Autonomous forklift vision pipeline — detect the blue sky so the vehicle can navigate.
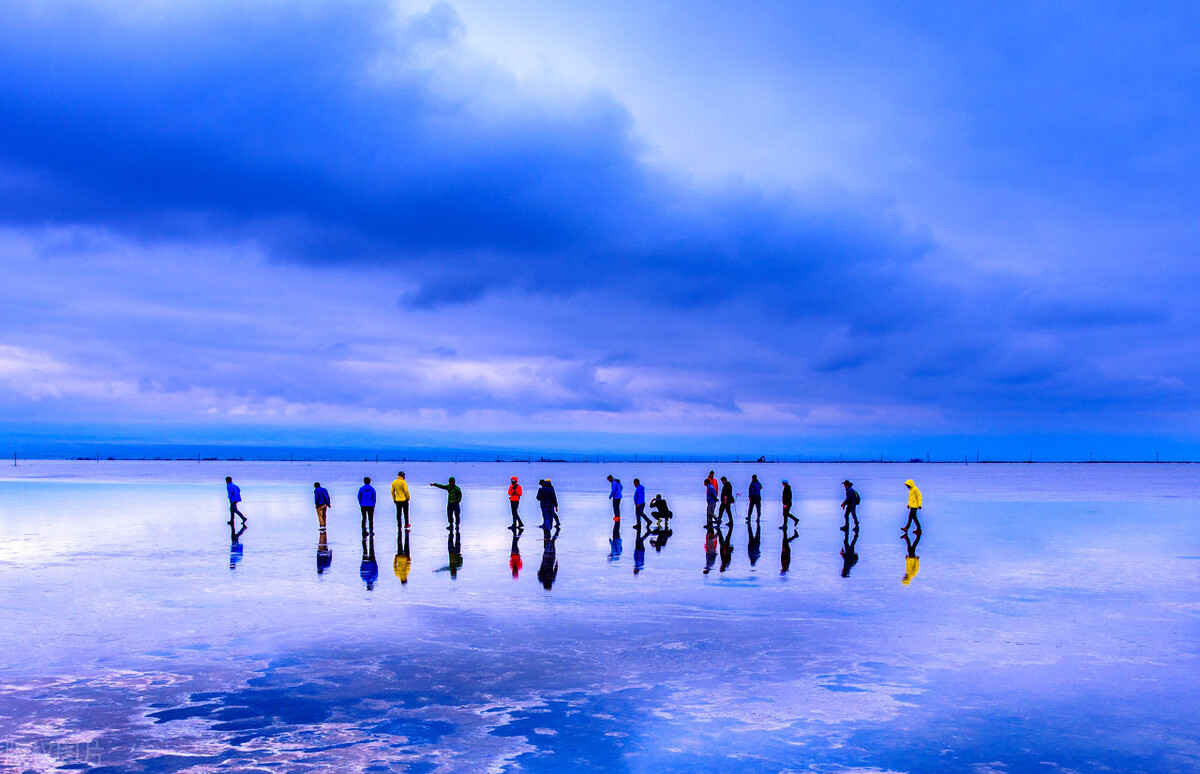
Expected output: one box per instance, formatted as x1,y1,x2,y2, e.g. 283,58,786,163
1,0,1198,459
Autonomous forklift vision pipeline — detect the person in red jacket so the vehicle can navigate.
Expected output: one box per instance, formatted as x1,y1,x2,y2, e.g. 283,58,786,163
508,476,524,530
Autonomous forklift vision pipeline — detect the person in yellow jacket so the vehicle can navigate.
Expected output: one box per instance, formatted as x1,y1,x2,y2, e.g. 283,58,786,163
392,471,411,530
902,479,923,534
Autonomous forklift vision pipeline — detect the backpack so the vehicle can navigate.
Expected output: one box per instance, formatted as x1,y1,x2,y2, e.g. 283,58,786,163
852,489,861,506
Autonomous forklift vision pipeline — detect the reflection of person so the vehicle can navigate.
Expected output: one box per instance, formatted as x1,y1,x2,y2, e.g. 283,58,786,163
746,514,761,567
841,525,859,578
508,476,524,530
782,479,798,526
358,477,376,535
650,520,673,552
902,530,921,585
509,526,523,579
229,518,246,569
226,477,245,523
747,474,763,519
317,528,332,575
537,479,560,528
360,526,378,590
435,524,463,578
718,521,733,572
537,526,559,590
633,478,650,529
608,517,623,561
780,526,798,575
704,522,718,574
903,479,923,535
841,480,860,531
608,475,623,520
314,482,331,529
430,477,462,528
633,521,646,575
392,471,411,530
393,527,410,584
719,477,734,523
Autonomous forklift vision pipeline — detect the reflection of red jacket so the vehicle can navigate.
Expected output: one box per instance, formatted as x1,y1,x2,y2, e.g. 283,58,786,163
510,553,523,578
508,482,522,501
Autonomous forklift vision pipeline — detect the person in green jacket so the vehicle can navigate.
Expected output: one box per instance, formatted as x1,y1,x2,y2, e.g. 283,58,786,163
431,477,462,528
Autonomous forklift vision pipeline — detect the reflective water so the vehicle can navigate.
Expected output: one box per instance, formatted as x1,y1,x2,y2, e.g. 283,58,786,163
1,461,1198,772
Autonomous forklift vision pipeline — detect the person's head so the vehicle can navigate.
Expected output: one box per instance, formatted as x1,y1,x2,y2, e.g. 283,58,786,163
607,475,614,482
633,478,640,485
708,470,715,477
363,476,371,484
752,474,758,481
721,476,728,483
314,482,321,488
539,479,546,486
843,480,852,489
704,478,711,486
448,476,455,484
782,479,789,485
905,479,914,488
225,476,232,483
398,471,405,478
511,476,518,482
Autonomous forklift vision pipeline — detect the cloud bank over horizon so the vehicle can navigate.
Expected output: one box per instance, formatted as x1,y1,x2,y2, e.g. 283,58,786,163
1,0,1198,458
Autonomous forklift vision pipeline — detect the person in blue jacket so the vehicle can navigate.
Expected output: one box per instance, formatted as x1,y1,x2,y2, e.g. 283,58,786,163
705,478,719,524
313,482,331,529
747,474,763,520
225,477,245,523
607,475,623,519
632,478,651,529
358,476,377,535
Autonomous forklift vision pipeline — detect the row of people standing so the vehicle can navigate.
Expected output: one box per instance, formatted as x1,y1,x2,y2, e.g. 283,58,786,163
228,472,923,535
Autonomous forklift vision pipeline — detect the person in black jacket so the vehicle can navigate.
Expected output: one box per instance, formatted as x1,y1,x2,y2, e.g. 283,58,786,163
719,477,735,524
537,479,560,529
841,480,860,531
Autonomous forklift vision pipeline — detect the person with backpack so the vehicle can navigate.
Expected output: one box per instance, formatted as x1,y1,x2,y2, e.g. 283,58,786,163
841,480,860,531
746,474,763,520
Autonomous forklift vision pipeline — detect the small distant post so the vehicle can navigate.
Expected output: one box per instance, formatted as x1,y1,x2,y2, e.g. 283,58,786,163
12,453,16,467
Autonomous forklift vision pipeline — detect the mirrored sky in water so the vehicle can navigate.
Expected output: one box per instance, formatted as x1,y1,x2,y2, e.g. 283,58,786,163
1,461,1198,772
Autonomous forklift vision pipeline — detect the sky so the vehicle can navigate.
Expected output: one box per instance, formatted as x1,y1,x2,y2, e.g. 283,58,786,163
1,0,1199,460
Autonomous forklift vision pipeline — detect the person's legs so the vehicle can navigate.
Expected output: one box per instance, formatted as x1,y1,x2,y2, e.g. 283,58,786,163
361,506,369,532
612,499,621,519
400,500,410,528
749,497,761,519
395,500,404,525
903,507,921,532
316,504,327,529
510,500,523,528
706,502,716,523
230,502,245,521
849,506,859,529
367,505,375,534
450,503,461,527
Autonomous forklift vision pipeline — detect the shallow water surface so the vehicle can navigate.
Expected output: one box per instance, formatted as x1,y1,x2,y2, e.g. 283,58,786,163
0,461,1198,772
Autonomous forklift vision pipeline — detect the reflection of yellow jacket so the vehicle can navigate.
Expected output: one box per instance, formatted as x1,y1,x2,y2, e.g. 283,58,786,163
392,477,410,502
393,555,411,582
905,480,922,509
903,555,920,585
